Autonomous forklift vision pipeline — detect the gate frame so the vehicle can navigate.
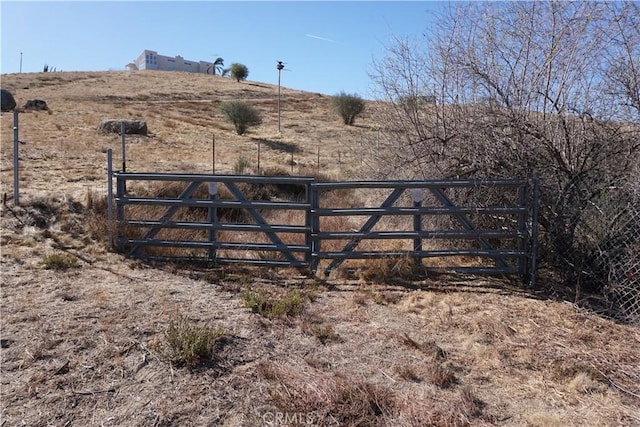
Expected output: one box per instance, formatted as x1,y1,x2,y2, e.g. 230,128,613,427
106,149,539,286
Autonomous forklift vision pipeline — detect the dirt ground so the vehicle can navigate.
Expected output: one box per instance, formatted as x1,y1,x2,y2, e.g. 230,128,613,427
1,71,639,426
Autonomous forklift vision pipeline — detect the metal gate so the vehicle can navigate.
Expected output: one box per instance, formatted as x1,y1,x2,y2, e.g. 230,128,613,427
107,152,539,285
308,179,539,285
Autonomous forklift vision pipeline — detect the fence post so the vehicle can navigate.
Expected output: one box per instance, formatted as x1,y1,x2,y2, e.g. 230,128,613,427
411,188,424,267
121,121,127,192
257,140,261,174
116,171,125,253
529,176,540,288
309,183,320,274
107,149,113,250
208,182,218,261
13,110,19,206
518,182,528,281
290,151,294,174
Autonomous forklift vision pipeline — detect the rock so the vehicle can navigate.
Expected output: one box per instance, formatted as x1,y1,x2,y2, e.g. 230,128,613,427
1,89,17,112
99,119,148,135
23,99,48,111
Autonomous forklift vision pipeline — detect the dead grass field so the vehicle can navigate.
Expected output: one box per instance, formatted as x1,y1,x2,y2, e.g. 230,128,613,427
1,71,639,426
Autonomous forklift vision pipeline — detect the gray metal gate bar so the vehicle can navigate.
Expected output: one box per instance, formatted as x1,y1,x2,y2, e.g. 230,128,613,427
224,181,299,263
321,187,406,275
429,187,509,269
128,180,204,256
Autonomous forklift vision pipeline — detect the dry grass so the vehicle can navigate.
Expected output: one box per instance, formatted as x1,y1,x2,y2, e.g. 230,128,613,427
1,70,639,426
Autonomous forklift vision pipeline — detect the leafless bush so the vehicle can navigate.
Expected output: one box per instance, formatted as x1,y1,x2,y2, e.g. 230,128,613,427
367,2,640,316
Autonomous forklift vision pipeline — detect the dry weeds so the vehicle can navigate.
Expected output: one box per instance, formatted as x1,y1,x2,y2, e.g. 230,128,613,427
1,71,639,426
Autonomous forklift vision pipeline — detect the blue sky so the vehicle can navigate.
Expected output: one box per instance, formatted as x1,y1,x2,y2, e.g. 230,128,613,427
0,1,447,98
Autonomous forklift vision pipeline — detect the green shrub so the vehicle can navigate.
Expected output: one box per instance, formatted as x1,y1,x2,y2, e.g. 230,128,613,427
233,155,251,174
241,287,305,319
162,316,226,368
229,63,249,82
332,91,365,125
42,252,78,270
221,100,262,135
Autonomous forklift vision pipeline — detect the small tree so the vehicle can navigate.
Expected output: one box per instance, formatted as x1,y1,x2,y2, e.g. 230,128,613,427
208,57,224,75
332,92,365,125
220,100,262,135
229,63,249,82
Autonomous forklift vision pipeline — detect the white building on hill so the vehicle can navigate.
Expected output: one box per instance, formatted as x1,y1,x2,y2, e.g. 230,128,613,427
133,50,215,74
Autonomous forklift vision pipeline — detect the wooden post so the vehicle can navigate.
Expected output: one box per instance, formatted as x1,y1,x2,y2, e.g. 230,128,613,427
212,134,215,173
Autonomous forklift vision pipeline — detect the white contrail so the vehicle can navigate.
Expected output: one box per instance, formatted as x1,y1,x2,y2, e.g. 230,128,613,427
305,34,341,44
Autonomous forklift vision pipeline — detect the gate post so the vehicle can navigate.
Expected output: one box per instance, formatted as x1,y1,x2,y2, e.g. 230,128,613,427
309,184,320,274
518,182,528,281
107,149,113,250
208,182,218,261
529,176,540,288
13,110,19,206
411,188,424,267
115,171,126,253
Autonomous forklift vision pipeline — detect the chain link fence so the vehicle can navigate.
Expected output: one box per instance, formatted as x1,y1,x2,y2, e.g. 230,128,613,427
548,175,640,326
603,186,640,326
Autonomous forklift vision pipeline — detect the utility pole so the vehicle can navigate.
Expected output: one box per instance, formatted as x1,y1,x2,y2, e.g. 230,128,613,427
277,61,285,133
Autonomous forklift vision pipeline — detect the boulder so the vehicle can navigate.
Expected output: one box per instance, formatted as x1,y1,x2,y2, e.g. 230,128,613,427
1,89,16,112
23,99,48,111
99,119,148,135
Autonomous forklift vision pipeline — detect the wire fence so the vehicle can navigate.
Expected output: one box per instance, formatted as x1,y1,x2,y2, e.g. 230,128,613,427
602,186,640,325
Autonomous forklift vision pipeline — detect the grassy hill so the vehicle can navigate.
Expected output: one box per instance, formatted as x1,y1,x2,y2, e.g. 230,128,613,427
1,71,639,426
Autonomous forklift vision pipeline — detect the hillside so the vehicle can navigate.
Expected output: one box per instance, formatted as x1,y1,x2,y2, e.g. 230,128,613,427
1,71,639,426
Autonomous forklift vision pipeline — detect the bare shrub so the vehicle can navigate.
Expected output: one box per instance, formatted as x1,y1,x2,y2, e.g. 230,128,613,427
368,2,640,305
332,92,366,126
261,363,396,426
357,254,421,283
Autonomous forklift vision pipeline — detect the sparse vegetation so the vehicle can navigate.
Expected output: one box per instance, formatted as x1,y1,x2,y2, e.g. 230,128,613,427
159,316,226,369
241,286,306,319
220,100,262,135
262,363,397,426
305,322,339,344
1,70,638,427
332,91,366,125
233,155,251,174
42,252,79,269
